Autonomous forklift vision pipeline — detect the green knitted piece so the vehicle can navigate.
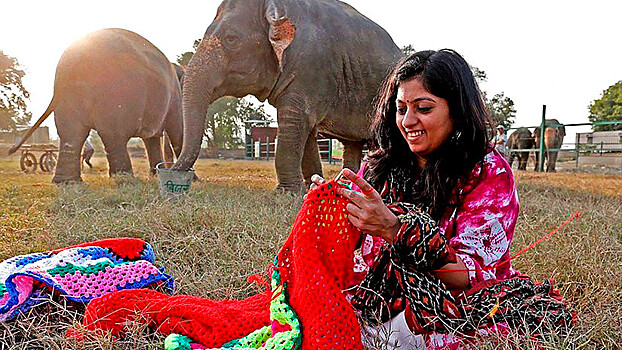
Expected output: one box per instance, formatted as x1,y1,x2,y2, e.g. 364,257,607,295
46,260,115,278
222,325,271,348
164,333,192,350
164,256,302,350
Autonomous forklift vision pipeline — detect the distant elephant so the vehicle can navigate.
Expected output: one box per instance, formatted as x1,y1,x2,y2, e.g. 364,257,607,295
506,127,534,170
9,29,183,183
172,0,403,192
533,119,566,172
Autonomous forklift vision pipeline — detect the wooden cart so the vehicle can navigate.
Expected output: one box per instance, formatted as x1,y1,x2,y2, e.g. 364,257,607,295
18,144,59,173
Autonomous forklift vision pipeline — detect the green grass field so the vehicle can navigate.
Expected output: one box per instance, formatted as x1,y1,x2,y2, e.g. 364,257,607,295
0,156,620,349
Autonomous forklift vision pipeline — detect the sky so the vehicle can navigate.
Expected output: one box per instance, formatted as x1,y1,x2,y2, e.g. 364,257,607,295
2,0,621,143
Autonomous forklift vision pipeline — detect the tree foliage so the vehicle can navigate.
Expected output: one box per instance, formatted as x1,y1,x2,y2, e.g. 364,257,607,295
485,92,516,130
401,44,415,56
205,97,271,150
0,51,31,132
472,66,516,131
588,80,622,131
176,39,202,68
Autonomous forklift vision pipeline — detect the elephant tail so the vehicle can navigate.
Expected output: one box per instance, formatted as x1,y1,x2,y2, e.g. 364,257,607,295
8,99,55,155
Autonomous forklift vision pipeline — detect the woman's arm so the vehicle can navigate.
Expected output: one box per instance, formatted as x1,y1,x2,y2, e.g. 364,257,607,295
434,258,469,290
336,170,459,274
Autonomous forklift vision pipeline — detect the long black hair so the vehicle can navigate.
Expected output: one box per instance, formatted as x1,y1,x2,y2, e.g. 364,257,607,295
367,49,490,220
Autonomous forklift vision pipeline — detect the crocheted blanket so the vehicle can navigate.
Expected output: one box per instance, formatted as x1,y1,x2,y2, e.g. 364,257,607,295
78,181,365,349
0,237,173,321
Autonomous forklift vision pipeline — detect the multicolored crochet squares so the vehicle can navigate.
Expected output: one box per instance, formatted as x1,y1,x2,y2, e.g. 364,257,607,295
0,237,173,321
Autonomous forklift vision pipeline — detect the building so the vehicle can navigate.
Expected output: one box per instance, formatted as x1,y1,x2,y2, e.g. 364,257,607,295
576,130,622,152
0,126,50,145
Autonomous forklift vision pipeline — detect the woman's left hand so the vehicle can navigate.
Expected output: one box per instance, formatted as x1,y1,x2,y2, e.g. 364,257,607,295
336,168,400,243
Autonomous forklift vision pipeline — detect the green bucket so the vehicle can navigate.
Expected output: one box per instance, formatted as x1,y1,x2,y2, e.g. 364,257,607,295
156,162,194,198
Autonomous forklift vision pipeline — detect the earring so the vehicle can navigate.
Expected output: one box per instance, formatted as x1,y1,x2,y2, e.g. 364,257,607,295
450,130,462,144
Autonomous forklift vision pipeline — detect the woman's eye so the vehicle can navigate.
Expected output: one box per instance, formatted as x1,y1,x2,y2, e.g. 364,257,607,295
418,107,432,113
397,108,407,115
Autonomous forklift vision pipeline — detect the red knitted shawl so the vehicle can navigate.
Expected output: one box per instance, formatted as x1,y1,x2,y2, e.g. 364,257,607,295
78,181,364,349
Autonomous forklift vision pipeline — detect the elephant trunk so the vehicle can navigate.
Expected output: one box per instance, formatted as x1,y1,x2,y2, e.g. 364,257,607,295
172,37,225,171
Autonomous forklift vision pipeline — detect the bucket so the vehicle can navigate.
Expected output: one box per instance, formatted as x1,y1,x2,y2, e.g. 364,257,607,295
156,162,194,198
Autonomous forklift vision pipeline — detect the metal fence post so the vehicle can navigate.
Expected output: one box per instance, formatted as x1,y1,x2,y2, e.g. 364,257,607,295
538,105,546,172
600,141,603,156
575,133,580,168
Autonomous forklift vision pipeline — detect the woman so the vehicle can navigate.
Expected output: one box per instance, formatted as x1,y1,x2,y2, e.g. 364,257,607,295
312,49,571,349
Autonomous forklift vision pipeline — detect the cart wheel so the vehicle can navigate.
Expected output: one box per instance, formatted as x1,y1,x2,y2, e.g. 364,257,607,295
20,152,37,173
40,152,58,172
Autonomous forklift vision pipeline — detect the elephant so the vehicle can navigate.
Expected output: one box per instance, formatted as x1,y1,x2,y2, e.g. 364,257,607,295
506,127,534,170
533,119,566,172
9,28,183,183
172,0,403,192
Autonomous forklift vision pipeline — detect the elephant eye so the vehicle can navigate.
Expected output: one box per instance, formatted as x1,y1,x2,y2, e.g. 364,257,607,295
223,34,240,47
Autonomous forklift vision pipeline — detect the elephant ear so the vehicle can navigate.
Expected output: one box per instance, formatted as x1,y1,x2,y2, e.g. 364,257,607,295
265,1,296,71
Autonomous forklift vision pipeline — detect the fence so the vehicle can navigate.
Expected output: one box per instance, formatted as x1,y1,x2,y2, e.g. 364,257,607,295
245,137,343,164
506,105,621,172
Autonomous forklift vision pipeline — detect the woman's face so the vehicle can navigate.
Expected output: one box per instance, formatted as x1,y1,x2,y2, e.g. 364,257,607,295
395,78,454,164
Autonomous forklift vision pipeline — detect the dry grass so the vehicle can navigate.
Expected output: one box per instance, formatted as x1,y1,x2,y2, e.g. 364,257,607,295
0,156,620,349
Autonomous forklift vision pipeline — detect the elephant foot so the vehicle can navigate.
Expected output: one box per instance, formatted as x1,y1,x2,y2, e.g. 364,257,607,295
52,174,83,184
276,181,305,195
192,173,201,182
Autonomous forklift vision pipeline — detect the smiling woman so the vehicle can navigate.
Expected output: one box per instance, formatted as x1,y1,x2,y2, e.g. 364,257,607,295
309,50,574,349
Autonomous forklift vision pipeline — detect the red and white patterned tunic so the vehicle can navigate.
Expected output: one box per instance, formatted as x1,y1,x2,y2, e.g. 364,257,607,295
347,148,522,349
351,148,520,290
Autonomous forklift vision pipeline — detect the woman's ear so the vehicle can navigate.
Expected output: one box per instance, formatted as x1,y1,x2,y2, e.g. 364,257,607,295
265,0,296,71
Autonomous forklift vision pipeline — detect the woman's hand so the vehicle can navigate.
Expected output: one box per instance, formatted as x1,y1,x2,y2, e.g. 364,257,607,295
309,173,326,190
336,168,400,243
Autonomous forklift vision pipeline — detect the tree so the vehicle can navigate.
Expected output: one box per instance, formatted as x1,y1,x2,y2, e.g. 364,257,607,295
471,66,516,130
0,51,31,132
588,80,622,131
471,66,487,83
485,92,516,130
176,39,202,68
401,44,415,56
205,97,271,151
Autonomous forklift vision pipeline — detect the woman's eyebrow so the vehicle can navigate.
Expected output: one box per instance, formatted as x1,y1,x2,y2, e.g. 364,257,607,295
398,97,436,103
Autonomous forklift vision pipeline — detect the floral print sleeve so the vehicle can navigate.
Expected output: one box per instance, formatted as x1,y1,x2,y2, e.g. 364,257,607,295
440,149,520,286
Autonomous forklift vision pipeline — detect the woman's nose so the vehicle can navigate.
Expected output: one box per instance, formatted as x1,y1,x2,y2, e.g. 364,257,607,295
402,108,418,128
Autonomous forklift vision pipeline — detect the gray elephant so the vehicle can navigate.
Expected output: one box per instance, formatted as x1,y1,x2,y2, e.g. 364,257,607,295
9,29,183,183
172,0,403,192
533,119,566,172
506,127,534,170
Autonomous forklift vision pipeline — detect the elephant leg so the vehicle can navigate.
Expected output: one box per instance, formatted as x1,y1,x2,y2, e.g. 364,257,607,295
546,151,558,172
274,103,309,193
164,105,183,158
143,136,163,175
99,133,133,177
518,153,528,171
341,140,365,173
508,153,515,168
301,128,322,189
52,120,90,184
163,132,175,163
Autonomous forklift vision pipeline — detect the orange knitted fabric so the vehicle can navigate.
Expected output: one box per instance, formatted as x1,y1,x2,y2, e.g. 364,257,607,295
79,181,364,349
